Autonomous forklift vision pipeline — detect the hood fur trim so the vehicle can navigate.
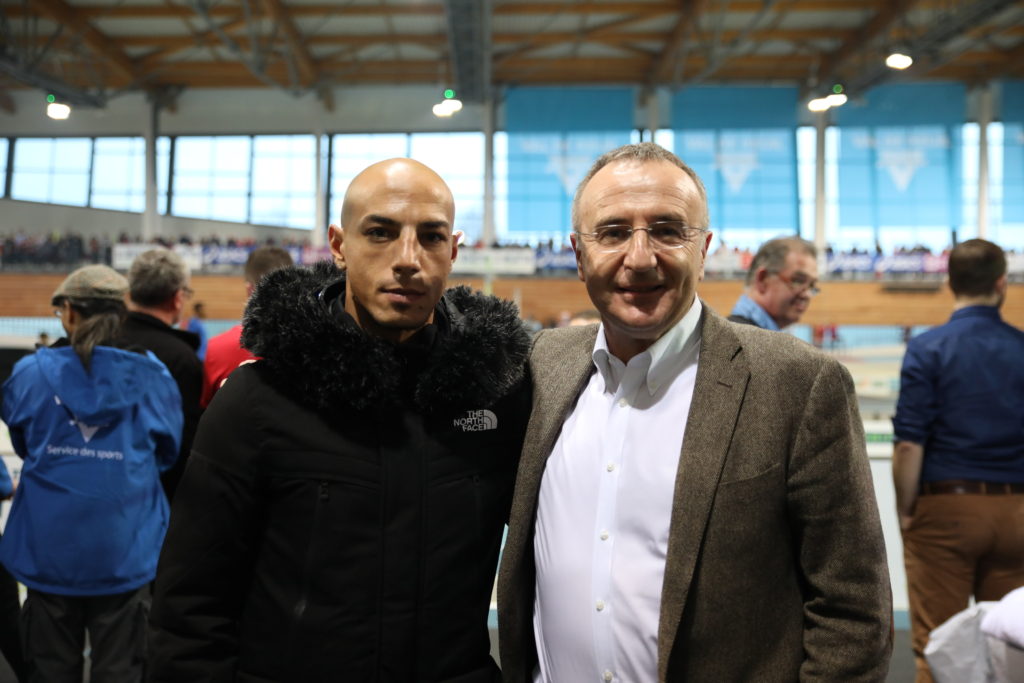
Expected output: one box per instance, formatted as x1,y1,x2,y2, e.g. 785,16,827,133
241,261,530,415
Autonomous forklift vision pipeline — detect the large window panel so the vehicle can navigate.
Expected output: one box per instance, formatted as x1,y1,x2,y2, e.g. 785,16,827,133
91,137,146,212
0,138,8,198
409,132,485,244
157,136,171,214
328,134,408,225
11,137,92,205
172,136,252,223
250,135,317,229
505,87,635,244
672,87,800,250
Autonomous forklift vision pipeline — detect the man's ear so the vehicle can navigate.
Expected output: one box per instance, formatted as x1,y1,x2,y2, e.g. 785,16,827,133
570,233,586,283
327,224,346,269
698,230,713,282
753,266,771,293
450,230,461,268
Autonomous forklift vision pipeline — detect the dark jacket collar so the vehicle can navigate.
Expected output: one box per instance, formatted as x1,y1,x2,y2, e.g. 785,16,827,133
241,261,530,415
125,311,201,351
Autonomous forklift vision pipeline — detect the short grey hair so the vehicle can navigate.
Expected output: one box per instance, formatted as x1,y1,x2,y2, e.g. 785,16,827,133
745,237,817,285
571,142,709,232
128,248,190,306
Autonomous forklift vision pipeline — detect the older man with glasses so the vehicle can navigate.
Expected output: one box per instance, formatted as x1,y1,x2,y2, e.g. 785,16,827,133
497,142,891,683
728,236,819,330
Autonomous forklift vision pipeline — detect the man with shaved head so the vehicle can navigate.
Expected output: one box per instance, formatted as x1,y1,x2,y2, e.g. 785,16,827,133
149,159,532,682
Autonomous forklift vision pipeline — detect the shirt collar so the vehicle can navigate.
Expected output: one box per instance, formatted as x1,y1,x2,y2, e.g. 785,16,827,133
730,293,780,331
592,297,703,396
950,305,1001,322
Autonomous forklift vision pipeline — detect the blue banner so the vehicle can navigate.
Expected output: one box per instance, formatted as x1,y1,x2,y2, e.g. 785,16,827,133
838,125,960,229
835,84,965,231
671,87,799,234
505,88,635,235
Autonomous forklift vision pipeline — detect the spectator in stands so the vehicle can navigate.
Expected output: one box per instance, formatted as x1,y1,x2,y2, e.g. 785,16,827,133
200,246,293,408
728,236,819,330
148,158,531,681
121,249,202,502
497,143,890,682
893,238,1024,683
0,264,181,682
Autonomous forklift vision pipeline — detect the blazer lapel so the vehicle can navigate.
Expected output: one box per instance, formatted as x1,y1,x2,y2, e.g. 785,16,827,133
510,325,598,537
657,307,750,681
499,325,597,679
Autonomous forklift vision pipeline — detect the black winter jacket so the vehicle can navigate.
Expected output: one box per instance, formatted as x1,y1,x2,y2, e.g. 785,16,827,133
149,263,532,683
121,311,203,501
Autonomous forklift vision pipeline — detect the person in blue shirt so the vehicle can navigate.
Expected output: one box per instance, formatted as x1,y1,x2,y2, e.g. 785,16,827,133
184,301,209,361
0,264,182,683
728,237,819,330
893,238,1024,683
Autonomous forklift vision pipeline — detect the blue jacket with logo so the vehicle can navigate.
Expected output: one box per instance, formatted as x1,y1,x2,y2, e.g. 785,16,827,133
0,345,182,596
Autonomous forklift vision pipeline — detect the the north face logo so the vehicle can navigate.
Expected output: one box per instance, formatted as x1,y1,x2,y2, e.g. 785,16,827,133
453,409,498,432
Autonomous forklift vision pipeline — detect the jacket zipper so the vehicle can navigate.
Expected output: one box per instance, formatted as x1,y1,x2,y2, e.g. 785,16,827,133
292,481,330,630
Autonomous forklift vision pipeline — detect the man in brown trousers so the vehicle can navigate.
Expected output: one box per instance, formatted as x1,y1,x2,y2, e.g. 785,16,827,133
498,142,892,682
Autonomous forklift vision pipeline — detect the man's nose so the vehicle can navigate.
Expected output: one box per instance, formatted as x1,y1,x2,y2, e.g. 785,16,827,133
393,231,421,273
622,228,657,271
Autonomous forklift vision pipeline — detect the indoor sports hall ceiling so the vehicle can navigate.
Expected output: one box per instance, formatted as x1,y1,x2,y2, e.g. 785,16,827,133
1,0,1022,111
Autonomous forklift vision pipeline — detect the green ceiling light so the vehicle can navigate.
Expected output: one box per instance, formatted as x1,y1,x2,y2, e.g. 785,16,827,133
832,84,844,94
46,94,56,103
444,88,455,99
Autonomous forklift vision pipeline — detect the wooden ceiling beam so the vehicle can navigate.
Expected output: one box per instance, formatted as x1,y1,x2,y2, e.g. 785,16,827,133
648,0,707,85
136,18,249,72
27,0,140,82
495,13,652,66
3,0,906,20
810,0,919,91
261,0,318,87
977,39,1024,79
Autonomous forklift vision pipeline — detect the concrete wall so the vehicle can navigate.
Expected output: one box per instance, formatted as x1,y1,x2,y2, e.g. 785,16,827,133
0,198,312,243
0,86,490,137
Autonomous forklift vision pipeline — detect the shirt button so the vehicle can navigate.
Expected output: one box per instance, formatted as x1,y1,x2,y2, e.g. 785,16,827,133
603,670,614,681
596,599,605,611
606,463,616,472
600,530,609,541
617,398,628,407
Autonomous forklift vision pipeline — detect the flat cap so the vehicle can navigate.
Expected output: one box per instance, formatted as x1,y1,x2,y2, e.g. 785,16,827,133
52,265,129,305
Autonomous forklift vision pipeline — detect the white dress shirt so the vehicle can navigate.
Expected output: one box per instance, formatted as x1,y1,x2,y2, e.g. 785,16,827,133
532,298,703,683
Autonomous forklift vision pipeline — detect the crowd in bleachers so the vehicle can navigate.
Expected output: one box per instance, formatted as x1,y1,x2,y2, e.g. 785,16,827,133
1,231,1021,280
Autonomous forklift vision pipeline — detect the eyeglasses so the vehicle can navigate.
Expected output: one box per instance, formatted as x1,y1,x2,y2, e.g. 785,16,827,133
577,221,707,253
181,286,194,300
773,271,821,297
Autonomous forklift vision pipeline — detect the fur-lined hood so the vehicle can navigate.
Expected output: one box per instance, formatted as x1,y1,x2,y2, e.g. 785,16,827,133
241,261,530,415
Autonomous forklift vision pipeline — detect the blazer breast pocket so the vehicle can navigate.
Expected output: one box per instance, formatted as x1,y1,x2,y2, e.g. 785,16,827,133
716,462,782,504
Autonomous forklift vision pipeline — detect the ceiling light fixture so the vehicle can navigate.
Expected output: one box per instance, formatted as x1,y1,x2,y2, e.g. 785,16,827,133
807,97,831,112
807,84,847,112
886,52,913,70
432,89,463,118
46,98,71,120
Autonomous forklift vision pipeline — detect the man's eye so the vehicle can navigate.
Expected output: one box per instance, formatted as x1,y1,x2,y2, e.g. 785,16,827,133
651,225,685,241
422,232,447,244
366,227,390,240
597,227,630,242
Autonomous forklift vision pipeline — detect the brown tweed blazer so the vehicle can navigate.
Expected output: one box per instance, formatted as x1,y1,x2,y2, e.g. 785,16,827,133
497,304,892,682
